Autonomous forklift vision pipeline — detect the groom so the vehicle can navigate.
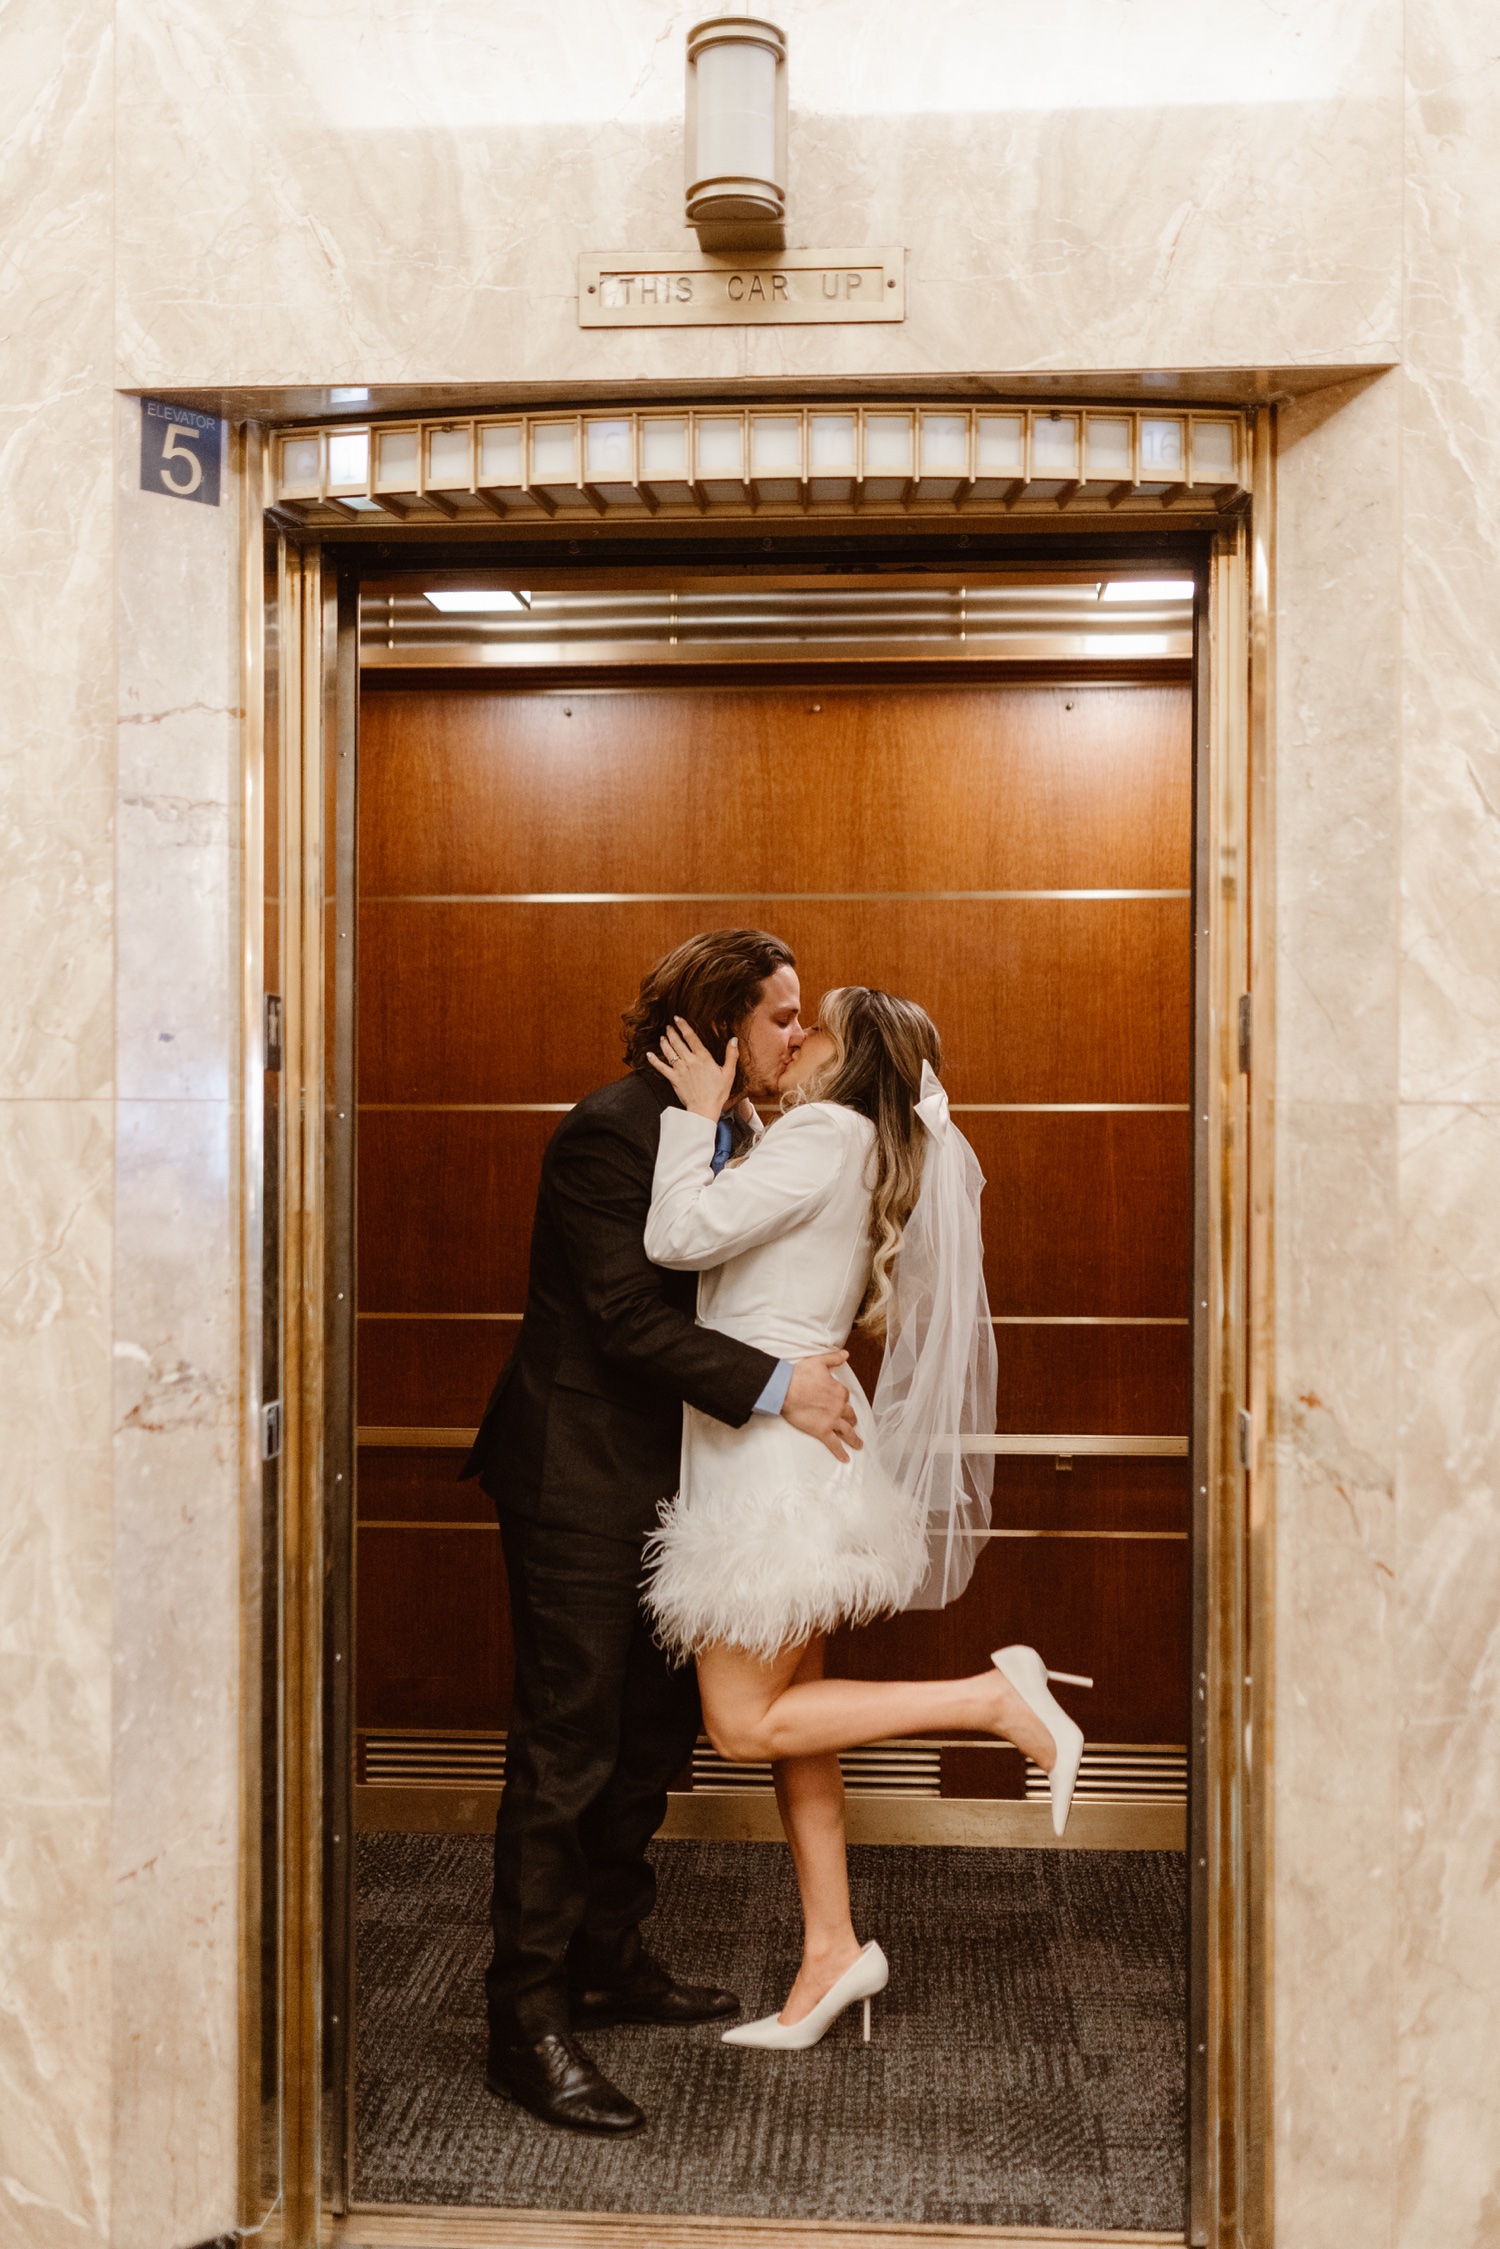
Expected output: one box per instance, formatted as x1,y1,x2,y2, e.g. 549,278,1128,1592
460,928,859,2134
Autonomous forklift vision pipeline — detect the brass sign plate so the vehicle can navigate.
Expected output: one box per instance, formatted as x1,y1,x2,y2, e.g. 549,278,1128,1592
578,247,904,327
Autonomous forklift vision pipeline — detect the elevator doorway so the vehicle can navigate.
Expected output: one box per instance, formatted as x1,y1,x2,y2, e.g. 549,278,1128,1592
333,566,1199,2230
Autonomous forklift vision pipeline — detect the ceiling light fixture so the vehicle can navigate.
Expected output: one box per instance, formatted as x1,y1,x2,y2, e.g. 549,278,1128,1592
1100,579,1195,602
423,590,532,614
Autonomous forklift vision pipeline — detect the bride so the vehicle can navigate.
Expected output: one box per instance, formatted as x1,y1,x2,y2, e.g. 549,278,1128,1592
643,986,1090,2051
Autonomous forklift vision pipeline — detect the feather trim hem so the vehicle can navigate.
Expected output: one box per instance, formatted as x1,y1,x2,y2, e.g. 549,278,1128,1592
642,1480,929,1663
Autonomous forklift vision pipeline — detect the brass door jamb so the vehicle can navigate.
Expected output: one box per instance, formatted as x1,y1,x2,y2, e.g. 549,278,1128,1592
247,474,1272,2249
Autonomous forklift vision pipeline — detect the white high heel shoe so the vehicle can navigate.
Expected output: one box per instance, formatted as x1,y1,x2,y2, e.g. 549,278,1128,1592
721,1941,889,2050
991,1644,1092,1837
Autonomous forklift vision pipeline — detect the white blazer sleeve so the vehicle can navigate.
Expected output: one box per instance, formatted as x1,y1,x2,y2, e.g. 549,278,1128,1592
645,1103,850,1272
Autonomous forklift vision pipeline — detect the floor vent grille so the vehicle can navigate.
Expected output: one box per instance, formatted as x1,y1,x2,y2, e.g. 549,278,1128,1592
362,1734,507,1786
1024,1745,1187,1804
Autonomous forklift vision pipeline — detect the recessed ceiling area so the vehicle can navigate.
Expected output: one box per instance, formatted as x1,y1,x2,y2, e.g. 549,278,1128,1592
361,574,1196,670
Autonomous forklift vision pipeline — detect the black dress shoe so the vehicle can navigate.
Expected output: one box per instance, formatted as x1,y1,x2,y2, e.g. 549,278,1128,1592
485,2031,645,2134
571,1957,740,2030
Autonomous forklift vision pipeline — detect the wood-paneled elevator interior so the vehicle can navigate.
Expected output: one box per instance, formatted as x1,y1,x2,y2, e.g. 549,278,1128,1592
351,594,1193,1811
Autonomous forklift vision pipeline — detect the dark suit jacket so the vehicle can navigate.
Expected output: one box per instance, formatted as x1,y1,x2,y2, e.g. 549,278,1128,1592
459,1069,778,1540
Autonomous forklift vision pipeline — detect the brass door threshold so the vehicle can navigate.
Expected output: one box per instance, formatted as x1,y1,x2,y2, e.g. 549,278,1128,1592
337,2204,1186,2249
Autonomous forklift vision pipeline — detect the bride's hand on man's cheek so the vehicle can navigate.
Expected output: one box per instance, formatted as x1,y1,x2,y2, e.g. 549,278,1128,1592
647,1017,738,1120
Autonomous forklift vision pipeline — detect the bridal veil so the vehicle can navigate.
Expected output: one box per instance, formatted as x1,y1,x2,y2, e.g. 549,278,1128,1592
871,1061,998,1608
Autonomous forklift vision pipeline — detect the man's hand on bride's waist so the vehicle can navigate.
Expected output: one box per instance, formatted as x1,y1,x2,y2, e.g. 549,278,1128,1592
782,1351,862,1464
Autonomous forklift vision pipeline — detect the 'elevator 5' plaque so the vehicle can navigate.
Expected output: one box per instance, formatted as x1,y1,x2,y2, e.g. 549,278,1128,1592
579,248,904,326
140,400,224,506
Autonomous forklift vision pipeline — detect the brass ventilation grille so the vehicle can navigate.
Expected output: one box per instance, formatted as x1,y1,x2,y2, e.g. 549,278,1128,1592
1024,1745,1187,1805
359,1732,1187,1805
361,1733,508,1787
359,578,1195,669
274,402,1245,529
693,1742,942,1798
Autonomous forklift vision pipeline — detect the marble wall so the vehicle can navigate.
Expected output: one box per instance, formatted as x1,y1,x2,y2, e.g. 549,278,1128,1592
1397,6,1500,2237
4,2,1499,2245
0,6,116,2249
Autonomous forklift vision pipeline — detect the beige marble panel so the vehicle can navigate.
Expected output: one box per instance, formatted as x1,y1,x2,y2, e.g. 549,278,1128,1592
1400,21,1500,1106
1395,12,1500,2238
0,2,116,2246
1395,1103,1500,2247
110,395,243,2249
115,0,1401,390
1270,1100,1398,2249
0,1100,113,2249
1276,375,1403,1106
112,1100,239,2249
116,398,239,1104
0,0,114,1103
1271,377,1403,2247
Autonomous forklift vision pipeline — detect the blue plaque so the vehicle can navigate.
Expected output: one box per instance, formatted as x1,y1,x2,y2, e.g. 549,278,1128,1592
141,399,223,506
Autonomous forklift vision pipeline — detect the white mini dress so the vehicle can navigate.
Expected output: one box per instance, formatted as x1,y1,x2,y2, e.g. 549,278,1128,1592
641,1100,928,1661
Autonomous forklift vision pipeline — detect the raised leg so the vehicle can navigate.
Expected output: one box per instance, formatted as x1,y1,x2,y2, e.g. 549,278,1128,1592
697,1639,1060,1773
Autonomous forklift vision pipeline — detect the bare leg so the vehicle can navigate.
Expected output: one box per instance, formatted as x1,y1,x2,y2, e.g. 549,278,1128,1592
769,1640,864,2024
697,1641,1059,1772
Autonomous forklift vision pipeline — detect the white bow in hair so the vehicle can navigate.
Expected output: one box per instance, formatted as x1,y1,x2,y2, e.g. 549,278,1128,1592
915,1059,950,1141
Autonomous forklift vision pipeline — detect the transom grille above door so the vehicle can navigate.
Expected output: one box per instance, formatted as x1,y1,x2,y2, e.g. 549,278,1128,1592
274,402,1245,529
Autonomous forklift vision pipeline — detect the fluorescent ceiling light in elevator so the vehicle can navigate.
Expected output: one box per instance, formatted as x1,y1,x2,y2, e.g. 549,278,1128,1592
423,590,532,613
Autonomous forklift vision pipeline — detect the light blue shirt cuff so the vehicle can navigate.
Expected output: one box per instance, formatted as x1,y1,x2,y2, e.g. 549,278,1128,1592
752,1359,794,1416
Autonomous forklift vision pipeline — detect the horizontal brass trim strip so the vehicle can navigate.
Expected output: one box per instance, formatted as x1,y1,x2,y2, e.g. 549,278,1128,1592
359,1726,1183,1755
337,2198,1186,2249
971,1434,1188,1456
358,1426,1187,1455
351,1784,1189,1862
363,888,1190,903
357,1100,1188,1114
991,1314,1189,1325
357,1519,1186,1541
357,1310,1189,1325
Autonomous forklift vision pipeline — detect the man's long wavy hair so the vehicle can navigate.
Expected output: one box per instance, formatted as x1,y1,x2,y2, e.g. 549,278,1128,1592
622,928,797,1084
786,986,943,1341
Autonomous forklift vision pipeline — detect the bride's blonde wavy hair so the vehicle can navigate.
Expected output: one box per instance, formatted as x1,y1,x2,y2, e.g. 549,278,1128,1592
785,986,943,1340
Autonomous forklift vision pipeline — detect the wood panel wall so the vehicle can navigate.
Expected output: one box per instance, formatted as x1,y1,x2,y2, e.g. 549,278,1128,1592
355,682,1193,1760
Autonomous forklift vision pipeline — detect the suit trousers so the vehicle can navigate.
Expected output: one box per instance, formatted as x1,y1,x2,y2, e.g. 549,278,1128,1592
486,1504,701,2041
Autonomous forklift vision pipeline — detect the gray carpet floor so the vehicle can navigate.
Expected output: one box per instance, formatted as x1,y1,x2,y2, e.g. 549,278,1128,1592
354,1833,1186,2230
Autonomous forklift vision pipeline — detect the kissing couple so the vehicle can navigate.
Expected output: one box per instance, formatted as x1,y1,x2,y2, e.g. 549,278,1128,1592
461,928,1089,2135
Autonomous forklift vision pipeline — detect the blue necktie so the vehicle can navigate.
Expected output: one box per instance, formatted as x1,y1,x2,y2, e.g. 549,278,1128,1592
711,1116,734,1174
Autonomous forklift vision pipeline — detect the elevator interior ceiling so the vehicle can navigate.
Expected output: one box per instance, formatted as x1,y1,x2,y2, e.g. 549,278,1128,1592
359,574,1196,670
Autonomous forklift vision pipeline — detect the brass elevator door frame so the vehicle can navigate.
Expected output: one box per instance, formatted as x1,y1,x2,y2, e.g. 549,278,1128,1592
261,484,1270,2249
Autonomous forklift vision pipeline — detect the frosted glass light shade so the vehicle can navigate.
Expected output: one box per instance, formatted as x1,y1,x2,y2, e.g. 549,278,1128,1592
281,437,320,494
374,431,418,492
478,423,523,488
809,414,856,473
1139,418,1185,478
1031,414,1080,477
641,419,689,479
426,426,470,488
685,17,787,224
326,430,369,490
530,423,577,484
585,419,633,481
